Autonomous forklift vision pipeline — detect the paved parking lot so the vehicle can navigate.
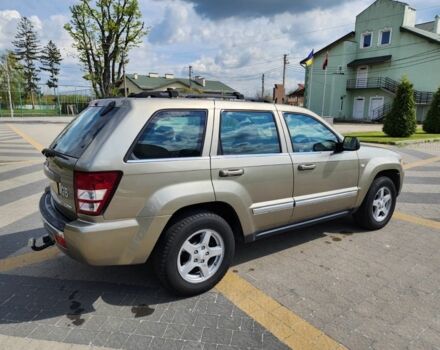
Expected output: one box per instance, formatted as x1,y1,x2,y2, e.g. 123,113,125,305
0,121,439,350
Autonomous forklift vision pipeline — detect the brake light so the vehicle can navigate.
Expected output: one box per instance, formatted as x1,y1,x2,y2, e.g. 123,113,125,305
74,171,122,215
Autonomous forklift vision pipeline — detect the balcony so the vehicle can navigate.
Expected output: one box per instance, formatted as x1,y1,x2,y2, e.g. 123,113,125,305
346,77,433,104
346,77,397,91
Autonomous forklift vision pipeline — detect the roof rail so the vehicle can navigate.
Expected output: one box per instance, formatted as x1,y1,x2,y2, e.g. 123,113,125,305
183,92,245,100
128,89,245,100
129,88,178,98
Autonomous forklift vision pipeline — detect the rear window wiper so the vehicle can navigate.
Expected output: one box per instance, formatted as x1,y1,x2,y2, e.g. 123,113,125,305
42,148,69,160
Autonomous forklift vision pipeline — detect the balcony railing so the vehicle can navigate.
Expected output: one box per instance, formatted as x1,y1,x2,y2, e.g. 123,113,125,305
346,77,433,104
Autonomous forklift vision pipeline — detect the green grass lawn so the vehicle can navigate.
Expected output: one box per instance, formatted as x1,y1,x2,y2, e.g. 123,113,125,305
0,109,59,117
345,128,440,145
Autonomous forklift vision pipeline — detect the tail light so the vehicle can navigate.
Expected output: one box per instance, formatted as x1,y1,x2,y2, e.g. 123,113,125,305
74,171,122,216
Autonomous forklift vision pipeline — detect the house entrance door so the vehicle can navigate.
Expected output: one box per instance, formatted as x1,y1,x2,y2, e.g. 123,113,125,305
353,97,365,120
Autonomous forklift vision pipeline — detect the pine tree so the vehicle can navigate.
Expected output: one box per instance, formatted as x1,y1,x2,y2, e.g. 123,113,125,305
383,76,417,137
423,87,440,134
40,40,62,91
12,17,40,108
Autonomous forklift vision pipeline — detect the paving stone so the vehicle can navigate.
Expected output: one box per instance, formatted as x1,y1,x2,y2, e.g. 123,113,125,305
217,316,242,331
181,326,203,342
182,340,204,350
93,330,112,347
135,320,168,337
164,323,186,339
206,302,234,317
100,316,124,332
124,334,153,350
202,327,233,346
173,310,197,325
231,330,263,348
194,314,219,328
119,318,140,334
150,337,185,350
262,333,290,350
64,328,95,345
105,331,129,348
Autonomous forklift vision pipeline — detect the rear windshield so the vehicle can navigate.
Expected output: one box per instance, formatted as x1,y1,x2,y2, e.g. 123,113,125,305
50,106,114,158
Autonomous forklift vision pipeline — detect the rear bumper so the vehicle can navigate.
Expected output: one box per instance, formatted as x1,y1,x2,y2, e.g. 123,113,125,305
39,189,144,266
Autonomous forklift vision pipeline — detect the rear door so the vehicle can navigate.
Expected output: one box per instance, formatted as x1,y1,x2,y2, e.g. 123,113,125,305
44,102,118,218
280,111,359,223
210,102,294,236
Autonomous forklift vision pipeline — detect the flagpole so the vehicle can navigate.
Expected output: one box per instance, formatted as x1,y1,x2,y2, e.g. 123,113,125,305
321,66,327,117
308,65,313,109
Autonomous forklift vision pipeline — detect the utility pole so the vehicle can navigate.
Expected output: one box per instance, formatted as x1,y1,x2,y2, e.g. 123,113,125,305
122,50,128,97
282,54,289,87
188,65,193,89
261,73,265,99
4,61,13,118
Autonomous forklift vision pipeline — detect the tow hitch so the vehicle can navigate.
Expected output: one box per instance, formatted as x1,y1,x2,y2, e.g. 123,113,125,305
29,235,55,251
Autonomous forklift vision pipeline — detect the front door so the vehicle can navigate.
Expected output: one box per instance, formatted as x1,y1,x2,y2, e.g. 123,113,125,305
369,96,384,119
210,104,294,235
281,112,359,223
353,97,365,120
356,66,368,87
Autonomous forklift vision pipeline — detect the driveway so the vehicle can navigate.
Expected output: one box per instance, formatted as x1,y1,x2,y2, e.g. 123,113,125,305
0,122,439,350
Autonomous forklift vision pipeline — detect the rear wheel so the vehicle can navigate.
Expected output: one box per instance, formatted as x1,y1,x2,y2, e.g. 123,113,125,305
354,176,396,230
153,211,235,296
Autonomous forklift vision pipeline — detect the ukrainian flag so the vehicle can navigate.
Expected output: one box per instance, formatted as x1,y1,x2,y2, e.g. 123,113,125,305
304,50,314,67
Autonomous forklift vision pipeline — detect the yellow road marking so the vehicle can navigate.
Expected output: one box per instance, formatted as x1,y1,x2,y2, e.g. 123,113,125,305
393,211,440,230
403,156,440,170
7,124,44,152
216,271,347,350
0,247,60,273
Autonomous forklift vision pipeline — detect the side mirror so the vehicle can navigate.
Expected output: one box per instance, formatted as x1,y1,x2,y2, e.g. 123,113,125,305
335,136,360,153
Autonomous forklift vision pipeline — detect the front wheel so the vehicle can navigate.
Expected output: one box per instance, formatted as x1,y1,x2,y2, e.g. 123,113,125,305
153,211,235,296
354,176,397,230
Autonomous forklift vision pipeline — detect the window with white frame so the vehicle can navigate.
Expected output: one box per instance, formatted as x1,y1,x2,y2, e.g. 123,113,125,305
378,28,392,46
361,32,373,48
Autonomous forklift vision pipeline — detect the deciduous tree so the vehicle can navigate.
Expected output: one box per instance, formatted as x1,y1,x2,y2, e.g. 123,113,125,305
64,0,147,97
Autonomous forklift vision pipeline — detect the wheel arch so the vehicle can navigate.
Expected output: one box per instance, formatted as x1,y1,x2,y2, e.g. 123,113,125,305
161,201,244,243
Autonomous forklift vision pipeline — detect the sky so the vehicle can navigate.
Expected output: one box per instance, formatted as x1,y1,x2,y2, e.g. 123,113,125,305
0,0,439,96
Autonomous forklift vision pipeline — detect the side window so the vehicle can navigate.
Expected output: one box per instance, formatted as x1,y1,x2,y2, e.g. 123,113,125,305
220,111,280,155
283,113,339,153
361,32,372,48
379,29,391,45
129,110,206,160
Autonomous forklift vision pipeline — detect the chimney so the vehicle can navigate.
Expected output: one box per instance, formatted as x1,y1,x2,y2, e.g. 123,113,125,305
133,73,138,80
164,73,174,79
435,15,440,34
194,75,206,87
148,72,159,78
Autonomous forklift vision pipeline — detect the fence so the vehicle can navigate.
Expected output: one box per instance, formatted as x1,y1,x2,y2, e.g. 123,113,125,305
0,85,95,117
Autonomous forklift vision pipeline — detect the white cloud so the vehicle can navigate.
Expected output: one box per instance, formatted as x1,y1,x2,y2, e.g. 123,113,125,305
0,10,20,50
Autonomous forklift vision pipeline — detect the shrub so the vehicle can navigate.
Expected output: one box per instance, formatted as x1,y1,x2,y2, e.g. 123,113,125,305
423,87,440,134
383,76,417,137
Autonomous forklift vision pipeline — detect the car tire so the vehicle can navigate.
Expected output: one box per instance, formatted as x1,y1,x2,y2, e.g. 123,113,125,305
354,176,397,230
153,211,235,296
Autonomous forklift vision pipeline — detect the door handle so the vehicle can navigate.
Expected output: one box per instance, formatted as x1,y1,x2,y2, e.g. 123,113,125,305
219,168,244,177
298,164,316,171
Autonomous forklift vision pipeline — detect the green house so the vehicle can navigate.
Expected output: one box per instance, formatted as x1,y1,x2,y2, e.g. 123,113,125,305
119,73,237,96
301,0,440,121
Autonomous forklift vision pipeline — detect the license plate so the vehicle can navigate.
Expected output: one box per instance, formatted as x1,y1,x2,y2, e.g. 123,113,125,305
58,183,69,199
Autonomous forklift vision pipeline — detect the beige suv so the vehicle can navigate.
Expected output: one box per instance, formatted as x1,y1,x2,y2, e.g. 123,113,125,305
37,95,403,295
